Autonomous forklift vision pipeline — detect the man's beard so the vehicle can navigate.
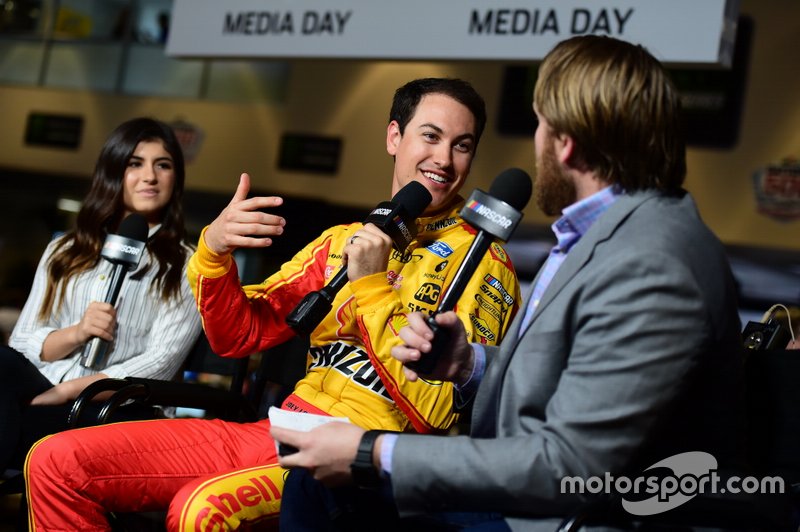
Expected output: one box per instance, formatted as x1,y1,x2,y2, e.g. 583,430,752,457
534,136,576,216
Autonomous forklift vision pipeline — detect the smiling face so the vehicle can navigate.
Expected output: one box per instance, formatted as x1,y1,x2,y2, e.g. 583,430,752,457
387,93,477,216
122,140,176,226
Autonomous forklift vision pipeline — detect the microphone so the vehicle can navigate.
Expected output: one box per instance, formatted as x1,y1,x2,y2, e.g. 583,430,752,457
406,167,532,375
80,213,149,369
286,181,432,335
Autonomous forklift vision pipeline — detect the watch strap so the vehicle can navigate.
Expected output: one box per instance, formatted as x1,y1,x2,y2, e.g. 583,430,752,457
350,430,385,489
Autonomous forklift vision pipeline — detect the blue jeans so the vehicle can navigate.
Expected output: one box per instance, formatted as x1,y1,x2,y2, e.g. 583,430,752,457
280,467,510,531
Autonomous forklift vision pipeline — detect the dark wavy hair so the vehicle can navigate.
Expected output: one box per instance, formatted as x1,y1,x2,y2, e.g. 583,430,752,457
38,117,189,320
389,77,487,151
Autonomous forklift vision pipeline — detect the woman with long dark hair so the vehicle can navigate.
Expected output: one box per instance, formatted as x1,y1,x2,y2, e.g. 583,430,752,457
0,117,201,472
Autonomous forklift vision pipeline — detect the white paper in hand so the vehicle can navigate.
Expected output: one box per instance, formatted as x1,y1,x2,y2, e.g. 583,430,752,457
268,406,351,456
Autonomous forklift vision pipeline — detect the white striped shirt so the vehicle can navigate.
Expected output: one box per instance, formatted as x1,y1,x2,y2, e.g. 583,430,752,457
9,228,202,384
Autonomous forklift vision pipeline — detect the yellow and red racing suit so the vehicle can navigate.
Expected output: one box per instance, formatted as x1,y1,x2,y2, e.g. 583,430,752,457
25,201,520,532
191,200,519,433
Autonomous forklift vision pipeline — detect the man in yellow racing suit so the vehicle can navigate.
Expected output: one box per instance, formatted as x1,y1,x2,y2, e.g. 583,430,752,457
25,77,520,532
195,198,518,434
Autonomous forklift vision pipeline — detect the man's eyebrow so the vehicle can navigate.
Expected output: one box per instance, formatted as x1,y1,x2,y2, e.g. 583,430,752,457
418,122,444,134
418,123,476,142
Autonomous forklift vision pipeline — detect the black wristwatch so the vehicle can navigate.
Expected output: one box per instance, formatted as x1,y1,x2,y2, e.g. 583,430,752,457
350,430,385,489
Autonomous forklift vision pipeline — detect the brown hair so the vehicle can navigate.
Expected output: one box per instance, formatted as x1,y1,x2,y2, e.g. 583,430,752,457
390,77,487,151
39,117,189,320
534,35,686,191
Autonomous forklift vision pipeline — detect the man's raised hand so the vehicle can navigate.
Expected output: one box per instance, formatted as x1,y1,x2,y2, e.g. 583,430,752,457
203,173,286,255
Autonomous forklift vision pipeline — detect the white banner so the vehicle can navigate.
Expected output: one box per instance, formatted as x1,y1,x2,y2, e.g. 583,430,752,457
167,0,740,66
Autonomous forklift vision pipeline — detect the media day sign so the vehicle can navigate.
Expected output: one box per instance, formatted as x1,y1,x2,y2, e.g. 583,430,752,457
167,0,739,66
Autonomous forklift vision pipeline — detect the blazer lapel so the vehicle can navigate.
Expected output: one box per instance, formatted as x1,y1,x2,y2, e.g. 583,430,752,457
472,191,660,433
518,190,657,338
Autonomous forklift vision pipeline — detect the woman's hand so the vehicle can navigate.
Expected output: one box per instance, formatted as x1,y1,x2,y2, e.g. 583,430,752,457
74,301,117,345
30,374,108,406
39,302,116,362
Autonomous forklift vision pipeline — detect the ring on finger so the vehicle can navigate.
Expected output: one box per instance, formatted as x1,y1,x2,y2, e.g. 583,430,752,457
350,235,358,245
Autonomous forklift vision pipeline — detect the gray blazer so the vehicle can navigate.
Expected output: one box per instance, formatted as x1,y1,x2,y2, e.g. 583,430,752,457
391,190,744,531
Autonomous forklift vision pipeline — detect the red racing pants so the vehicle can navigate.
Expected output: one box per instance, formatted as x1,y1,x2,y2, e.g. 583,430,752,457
26,417,286,531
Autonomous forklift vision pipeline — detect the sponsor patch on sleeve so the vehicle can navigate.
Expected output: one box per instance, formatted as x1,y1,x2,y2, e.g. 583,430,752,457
488,242,508,264
469,314,497,342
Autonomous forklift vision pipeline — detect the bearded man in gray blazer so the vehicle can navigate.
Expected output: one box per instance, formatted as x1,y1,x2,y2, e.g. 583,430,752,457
273,35,744,531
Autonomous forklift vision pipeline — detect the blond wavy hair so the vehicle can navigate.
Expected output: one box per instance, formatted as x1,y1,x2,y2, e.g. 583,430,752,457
534,35,686,192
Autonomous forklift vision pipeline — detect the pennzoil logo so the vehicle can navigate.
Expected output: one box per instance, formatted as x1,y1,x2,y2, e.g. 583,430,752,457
414,283,441,304
483,274,514,305
469,314,496,342
489,242,508,263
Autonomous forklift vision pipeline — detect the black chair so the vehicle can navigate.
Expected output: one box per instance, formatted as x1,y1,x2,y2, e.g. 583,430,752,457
68,333,262,428
69,333,310,431
556,347,800,531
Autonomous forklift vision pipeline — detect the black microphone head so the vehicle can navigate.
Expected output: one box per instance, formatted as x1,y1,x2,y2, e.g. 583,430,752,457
391,181,433,220
488,168,533,212
117,213,149,243
363,182,432,252
101,213,149,268
459,168,531,241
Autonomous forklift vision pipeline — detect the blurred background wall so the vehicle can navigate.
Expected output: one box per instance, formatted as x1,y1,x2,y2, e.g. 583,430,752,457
1,0,799,325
